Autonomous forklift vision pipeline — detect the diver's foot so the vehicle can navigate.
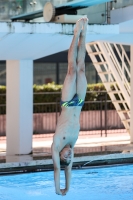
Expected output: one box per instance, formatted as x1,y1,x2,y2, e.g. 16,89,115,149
74,18,84,36
81,17,88,36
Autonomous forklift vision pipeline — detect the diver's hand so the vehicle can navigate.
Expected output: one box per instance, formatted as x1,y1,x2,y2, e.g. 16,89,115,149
56,189,62,195
60,188,68,195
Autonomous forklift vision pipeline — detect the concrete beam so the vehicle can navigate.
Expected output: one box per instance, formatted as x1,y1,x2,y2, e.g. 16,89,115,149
0,20,133,60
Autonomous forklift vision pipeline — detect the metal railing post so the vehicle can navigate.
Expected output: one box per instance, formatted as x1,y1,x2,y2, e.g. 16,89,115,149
56,98,58,125
105,92,107,137
100,96,103,137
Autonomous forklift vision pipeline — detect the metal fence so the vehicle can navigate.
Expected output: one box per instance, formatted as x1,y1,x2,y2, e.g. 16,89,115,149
0,91,125,138
33,91,124,137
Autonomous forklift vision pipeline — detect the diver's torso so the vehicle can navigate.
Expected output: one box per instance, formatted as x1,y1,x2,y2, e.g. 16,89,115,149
53,106,81,152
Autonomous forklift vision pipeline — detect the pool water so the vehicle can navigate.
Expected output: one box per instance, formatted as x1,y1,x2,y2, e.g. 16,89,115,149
0,164,133,200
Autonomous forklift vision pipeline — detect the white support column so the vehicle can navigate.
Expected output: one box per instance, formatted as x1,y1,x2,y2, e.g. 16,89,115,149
130,45,133,143
6,60,33,155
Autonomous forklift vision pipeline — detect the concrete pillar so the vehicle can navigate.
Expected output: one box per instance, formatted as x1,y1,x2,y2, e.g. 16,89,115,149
6,60,33,155
130,45,133,143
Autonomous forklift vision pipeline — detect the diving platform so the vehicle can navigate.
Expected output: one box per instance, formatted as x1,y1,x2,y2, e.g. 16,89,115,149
0,19,133,60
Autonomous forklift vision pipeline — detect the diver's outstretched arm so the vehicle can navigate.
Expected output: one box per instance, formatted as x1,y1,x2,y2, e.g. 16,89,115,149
61,150,74,195
51,143,62,195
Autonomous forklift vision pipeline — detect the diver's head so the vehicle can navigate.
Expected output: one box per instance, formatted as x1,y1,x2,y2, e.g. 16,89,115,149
60,145,72,166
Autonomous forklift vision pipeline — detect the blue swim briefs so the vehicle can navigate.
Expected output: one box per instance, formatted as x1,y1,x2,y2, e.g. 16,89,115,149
60,94,84,107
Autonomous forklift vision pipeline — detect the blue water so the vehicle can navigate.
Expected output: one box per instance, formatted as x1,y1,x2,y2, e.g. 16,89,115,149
0,164,133,200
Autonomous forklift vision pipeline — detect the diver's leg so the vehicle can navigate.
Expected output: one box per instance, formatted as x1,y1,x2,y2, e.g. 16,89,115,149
61,19,83,101
76,18,88,100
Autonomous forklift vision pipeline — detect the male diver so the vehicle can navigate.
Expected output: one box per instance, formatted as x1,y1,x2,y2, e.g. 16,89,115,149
51,17,88,195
